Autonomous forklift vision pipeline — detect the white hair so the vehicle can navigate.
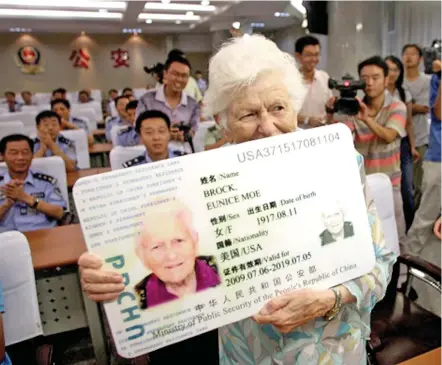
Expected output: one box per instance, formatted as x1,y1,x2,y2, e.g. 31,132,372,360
203,34,307,125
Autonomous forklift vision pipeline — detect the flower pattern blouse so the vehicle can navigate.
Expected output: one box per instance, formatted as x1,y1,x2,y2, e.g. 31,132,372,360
219,153,397,365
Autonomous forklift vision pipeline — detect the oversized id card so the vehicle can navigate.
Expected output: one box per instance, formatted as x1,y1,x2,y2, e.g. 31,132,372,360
73,123,376,358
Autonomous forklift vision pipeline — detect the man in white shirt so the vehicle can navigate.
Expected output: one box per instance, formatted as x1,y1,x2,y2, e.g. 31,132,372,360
295,36,333,128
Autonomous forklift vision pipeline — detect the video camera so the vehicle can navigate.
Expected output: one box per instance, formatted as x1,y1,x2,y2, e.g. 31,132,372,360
423,39,441,75
172,122,195,153
143,63,164,77
328,75,366,115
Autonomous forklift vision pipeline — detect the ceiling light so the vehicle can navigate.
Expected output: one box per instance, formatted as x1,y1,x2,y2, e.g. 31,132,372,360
186,11,194,16
139,13,200,21
201,0,210,5
0,8,123,19
275,12,290,17
291,0,306,15
145,19,152,23
175,20,181,24
0,1,126,10
356,22,363,31
232,21,240,29
301,19,308,28
144,2,215,12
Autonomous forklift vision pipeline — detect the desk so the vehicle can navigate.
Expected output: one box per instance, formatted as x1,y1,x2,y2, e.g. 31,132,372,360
92,129,105,137
67,167,111,188
26,225,108,365
25,224,86,270
92,129,106,143
89,143,112,168
88,143,112,154
398,348,441,364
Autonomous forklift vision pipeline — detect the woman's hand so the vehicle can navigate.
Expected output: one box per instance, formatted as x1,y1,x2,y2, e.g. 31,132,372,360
78,252,125,302
253,288,335,333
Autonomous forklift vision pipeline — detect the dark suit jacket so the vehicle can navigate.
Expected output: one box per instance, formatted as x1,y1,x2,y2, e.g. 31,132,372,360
320,221,354,246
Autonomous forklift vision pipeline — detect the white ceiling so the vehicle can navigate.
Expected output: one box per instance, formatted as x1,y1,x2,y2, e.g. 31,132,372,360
0,0,303,34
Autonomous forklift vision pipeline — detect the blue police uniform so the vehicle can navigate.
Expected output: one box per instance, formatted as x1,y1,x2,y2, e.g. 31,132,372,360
115,126,140,147
105,116,129,141
33,134,77,166
0,170,66,233
70,116,90,134
122,148,186,168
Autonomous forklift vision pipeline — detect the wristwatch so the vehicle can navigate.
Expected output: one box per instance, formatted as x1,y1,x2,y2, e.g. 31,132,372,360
31,197,40,209
324,287,342,321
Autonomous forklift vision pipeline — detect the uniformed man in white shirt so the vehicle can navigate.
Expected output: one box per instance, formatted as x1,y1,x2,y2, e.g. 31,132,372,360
123,110,185,168
0,134,66,232
33,110,77,172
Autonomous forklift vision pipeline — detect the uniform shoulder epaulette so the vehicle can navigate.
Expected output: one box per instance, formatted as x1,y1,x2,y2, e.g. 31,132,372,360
33,172,57,185
122,154,146,168
58,135,74,147
118,126,132,136
171,150,186,157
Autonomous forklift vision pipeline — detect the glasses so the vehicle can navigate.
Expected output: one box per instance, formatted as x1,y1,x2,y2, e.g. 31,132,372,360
303,52,320,59
168,70,189,80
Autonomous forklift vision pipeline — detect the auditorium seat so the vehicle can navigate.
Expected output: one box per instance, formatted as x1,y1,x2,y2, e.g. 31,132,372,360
109,145,145,170
0,111,37,136
0,231,43,346
71,107,97,130
60,129,90,169
193,120,216,153
0,121,25,140
366,173,441,365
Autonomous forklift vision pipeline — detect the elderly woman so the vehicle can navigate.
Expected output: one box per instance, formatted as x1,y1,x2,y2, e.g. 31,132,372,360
79,35,396,365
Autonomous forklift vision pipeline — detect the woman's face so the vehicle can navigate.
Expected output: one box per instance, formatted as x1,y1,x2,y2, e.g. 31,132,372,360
386,59,400,85
226,72,297,143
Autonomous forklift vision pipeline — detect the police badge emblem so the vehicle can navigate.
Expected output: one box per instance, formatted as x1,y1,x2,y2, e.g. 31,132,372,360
15,46,44,74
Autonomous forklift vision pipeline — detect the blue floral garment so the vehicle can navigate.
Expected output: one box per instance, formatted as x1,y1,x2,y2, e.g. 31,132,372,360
219,153,397,365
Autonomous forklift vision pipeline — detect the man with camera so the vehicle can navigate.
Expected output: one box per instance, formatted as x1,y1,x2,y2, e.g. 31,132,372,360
137,56,199,153
326,56,407,245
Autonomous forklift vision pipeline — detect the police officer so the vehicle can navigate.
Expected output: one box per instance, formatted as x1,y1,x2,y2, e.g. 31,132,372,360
122,110,185,168
0,134,66,233
33,110,77,172
115,100,140,147
106,95,130,141
51,98,94,146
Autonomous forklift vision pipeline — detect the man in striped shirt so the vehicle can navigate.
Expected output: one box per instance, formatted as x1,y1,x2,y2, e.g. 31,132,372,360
327,56,407,245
